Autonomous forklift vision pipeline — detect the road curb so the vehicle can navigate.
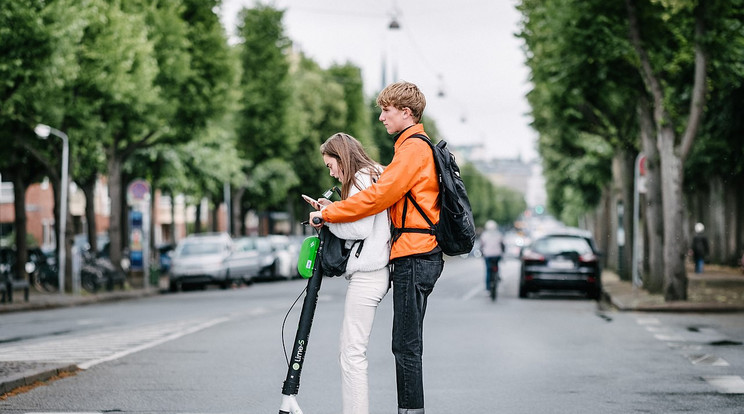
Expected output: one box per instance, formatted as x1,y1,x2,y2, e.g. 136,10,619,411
602,270,744,313
0,289,162,314
0,362,79,395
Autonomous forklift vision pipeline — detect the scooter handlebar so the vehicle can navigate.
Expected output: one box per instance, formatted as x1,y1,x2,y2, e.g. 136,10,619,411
312,217,322,225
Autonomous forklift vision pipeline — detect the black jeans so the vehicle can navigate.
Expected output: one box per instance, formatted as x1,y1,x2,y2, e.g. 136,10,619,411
390,252,444,411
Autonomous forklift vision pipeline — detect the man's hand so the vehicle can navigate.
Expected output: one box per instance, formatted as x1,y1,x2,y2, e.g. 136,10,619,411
309,211,323,228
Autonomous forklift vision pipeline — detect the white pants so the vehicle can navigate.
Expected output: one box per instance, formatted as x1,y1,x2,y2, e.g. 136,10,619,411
339,267,390,414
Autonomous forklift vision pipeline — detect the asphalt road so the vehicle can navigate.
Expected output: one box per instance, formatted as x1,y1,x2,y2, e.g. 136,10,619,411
1,256,743,413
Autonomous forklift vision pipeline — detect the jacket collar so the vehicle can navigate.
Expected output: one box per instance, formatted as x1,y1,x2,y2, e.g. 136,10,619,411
393,124,425,148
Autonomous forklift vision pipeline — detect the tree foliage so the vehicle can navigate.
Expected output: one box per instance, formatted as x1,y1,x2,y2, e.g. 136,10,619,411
517,0,744,299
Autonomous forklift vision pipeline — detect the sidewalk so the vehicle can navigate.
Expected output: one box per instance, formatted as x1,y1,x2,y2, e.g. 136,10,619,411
602,265,744,312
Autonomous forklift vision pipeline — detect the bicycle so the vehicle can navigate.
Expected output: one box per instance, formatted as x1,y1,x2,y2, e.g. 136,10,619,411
487,257,500,302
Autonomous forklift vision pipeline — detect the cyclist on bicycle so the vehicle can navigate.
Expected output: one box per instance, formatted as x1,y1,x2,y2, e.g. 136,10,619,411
480,220,504,290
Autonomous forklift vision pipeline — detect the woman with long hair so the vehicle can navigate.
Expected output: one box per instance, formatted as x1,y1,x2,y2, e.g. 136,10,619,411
314,132,390,414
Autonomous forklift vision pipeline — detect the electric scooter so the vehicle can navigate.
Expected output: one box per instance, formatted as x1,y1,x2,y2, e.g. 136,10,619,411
278,216,328,414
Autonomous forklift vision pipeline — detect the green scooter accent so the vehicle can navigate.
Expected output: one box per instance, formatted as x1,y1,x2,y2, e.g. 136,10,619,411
297,236,320,279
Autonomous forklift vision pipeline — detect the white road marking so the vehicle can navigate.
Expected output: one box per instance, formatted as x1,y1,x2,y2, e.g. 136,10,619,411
653,333,685,342
686,354,730,366
702,375,744,394
0,316,230,370
635,317,661,325
636,317,741,395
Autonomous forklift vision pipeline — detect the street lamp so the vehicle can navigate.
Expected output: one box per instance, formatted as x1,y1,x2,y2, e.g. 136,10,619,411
34,123,69,294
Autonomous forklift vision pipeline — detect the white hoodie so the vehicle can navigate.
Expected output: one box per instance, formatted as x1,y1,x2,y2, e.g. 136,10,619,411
326,167,390,277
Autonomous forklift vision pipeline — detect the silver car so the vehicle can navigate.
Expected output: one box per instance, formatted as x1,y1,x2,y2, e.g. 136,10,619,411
169,233,233,291
224,236,274,284
265,235,300,279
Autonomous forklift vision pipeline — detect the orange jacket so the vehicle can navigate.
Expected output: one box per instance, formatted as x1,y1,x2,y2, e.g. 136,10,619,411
321,124,440,260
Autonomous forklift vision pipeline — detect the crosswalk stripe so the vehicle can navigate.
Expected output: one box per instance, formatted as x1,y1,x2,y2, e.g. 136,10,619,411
702,375,744,394
0,317,230,369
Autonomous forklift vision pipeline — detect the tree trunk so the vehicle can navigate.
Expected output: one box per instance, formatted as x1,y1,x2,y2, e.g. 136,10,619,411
232,186,246,236
639,100,664,293
107,155,124,272
171,193,178,242
81,178,98,253
612,152,635,281
625,0,708,301
12,173,28,284
592,187,613,270
194,201,202,234
211,199,219,232
708,178,726,264
736,176,744,265
658,127,687,301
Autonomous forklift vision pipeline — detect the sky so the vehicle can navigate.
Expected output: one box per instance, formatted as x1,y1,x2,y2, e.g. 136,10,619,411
218,0,538,162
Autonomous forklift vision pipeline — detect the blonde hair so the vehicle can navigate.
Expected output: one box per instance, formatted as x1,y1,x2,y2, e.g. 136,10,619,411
376,81,426,123
320,133,381,199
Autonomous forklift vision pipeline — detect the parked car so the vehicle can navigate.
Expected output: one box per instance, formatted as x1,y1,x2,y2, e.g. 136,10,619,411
265,235,300,279
519,228,602,300
168,233,234,291
223,236,274,284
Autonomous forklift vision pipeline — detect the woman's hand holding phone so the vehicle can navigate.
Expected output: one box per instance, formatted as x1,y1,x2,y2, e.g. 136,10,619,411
302,194,322,210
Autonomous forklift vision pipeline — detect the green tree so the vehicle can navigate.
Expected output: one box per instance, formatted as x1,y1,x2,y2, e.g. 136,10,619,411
284,54,352,232
368,96,395,165
66,0,236,268
517,0,740,300
2,0,88,289
234,4,296,233
624,0,720,300
327,63,375,152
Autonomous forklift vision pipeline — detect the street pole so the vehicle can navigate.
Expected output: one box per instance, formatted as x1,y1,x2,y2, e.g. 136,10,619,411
34,124,69,294
632,152,644,289
224,182,231,235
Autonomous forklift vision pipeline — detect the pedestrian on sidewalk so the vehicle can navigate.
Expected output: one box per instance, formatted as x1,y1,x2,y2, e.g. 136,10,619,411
691,222,709,274
310,81,444,414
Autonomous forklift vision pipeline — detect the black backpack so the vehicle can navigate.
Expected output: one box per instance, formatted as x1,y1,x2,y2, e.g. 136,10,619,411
391,134,476,256
319,226,364,277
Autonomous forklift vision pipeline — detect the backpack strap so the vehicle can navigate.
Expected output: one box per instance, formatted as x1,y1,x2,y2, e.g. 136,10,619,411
390,133,439,246
391,193,437,246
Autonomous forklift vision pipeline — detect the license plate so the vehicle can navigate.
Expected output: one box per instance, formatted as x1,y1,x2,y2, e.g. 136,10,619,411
549,259,575,269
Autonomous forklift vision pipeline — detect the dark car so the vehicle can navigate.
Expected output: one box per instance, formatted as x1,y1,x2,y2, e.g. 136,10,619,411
519,229,602,300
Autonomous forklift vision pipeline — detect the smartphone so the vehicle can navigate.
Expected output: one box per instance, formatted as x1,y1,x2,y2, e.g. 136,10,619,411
302,194,321,210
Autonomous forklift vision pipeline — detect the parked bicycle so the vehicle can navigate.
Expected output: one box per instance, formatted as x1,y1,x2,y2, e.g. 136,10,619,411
27,248,59,292
80,249,127,293
30,248,126,293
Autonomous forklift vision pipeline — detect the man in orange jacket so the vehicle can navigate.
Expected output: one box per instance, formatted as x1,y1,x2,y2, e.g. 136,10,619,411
310,81,443,414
